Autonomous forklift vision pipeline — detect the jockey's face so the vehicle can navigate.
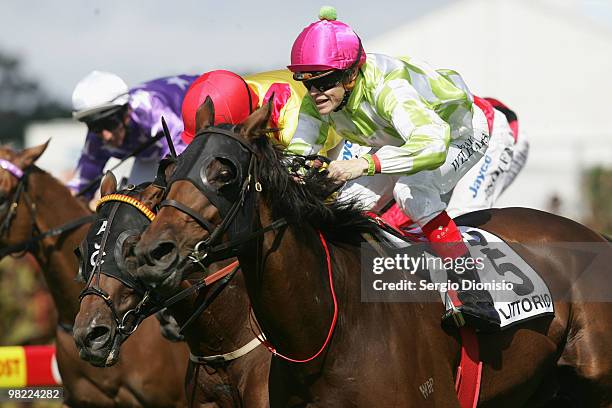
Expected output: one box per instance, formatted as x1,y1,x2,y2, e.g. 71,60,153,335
89,110,130,148
300,69,358,115
309,84,346,115
99,124,126,148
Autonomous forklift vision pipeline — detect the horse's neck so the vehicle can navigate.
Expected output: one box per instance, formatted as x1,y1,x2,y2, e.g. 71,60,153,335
239,206,339,360
28,170,89,325
172,273,255,357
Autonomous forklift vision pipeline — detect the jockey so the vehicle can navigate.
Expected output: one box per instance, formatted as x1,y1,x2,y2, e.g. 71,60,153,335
69,70,197,198
288,7,499,330
179,70,258,142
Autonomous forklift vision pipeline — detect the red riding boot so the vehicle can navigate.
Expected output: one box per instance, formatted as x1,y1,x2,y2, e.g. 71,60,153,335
422,211,500,331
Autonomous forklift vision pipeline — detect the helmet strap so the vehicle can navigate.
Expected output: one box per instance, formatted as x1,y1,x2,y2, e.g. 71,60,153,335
334,87,352,112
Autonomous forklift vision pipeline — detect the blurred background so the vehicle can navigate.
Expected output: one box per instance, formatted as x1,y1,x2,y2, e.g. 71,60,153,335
0,0,610,404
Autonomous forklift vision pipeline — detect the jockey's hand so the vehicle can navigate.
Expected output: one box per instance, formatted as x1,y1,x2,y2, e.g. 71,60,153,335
327,158,369,182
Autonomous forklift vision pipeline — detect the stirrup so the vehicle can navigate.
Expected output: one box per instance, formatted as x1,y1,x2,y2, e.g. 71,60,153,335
444,291,466,328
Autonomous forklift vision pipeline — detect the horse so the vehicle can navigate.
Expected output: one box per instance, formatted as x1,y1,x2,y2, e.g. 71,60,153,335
0,142,189,408
132,99,612,407
72,164,270,407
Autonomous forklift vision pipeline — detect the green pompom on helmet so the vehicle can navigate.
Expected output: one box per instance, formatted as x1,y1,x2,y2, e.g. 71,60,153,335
319,5,337,21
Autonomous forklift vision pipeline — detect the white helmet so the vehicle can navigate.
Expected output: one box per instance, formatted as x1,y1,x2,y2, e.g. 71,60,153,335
72,70,129,121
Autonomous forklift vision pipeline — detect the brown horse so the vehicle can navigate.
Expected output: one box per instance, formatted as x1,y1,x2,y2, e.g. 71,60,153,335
0,143,189,408
132,100,612,407
73,169,270,407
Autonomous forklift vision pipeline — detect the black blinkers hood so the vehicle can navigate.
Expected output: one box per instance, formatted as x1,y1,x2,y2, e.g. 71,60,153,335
80,197,150,292
166,127,257,240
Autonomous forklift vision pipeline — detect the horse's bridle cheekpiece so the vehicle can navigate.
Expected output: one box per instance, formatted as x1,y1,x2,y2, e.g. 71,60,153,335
0,158,38,250
160,126,285,265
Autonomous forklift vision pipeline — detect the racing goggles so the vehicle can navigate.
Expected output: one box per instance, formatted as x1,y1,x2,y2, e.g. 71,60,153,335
293,70,346,92
86,107,126,133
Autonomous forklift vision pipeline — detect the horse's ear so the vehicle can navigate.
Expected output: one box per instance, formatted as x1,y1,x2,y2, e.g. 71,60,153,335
141,183,165,209
100,171,117,197
15,140,49,168
143,160,176,208
163,160,177,181
195,96,215,135
240,94,273,141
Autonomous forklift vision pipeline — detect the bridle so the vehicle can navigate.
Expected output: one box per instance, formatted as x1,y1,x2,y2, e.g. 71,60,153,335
0,159,95,260
157,128,341,363
0,159,37,244
76,157,176,335
77,185,242,338
160,126,288,267
77,192,156,336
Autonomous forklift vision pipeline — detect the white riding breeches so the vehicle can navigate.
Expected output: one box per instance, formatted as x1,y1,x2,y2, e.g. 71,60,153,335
338,105,491,227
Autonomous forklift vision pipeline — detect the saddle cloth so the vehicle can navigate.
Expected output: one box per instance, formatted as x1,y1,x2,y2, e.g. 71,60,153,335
445,227,554,328
368,221,555,329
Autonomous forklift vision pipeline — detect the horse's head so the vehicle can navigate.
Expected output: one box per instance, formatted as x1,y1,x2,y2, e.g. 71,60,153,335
133,97,273,291
133,96,366,293
73,169,171,367
0,142,48,246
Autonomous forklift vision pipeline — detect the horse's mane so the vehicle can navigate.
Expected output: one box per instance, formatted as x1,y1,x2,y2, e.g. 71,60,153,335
250,130,378,245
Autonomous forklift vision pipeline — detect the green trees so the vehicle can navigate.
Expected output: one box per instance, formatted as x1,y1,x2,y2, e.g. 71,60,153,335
0,50,69,147
584,167,612,236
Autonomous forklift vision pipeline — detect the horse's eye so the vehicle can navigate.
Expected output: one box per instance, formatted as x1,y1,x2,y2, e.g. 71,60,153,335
218,169,234,183
205,158,238,188
210,158,237,184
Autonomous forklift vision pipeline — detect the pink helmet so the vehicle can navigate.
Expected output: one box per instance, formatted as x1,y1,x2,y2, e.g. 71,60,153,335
288,6,366,73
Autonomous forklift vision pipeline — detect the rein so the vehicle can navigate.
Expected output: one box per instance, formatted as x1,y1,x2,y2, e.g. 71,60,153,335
79,192,243,338
163,126,339,364
251,231,338,363
0,214,96,259
83,191,264,365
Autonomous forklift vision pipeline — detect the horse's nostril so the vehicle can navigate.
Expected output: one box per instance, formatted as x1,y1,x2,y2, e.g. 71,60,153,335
150,241,176,262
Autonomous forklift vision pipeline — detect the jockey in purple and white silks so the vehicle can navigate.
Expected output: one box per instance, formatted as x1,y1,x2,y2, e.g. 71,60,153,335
68,71,197,198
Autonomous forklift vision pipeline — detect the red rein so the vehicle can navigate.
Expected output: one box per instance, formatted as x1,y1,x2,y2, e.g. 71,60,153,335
255,230,339,363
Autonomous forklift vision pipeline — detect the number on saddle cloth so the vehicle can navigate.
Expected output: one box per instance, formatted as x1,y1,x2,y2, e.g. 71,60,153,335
446,227,554,329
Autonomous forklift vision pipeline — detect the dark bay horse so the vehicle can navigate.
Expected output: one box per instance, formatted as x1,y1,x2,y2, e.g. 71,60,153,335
0,143,189,407
133,101,612,407
72,169,270,407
